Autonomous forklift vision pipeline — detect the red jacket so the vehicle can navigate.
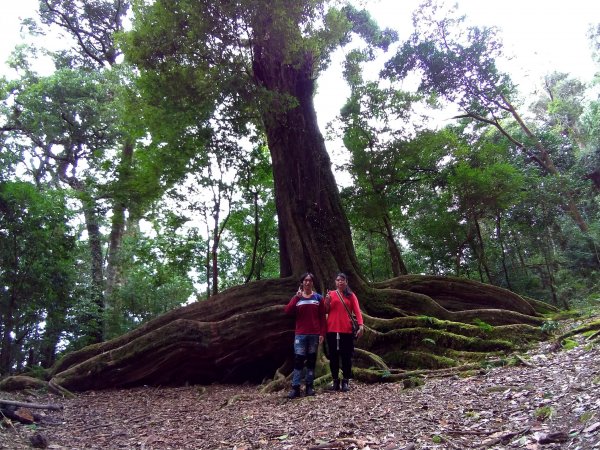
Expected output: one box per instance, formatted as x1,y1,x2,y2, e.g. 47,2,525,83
326,290,363,334
285,293,327,336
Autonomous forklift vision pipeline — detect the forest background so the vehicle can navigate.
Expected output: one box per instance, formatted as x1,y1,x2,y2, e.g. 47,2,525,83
0,0,599,379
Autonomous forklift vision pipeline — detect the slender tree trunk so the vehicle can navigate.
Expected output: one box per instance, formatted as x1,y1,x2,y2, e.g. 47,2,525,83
0,295,16,375
542,248,563,308
495,214,512,290
106,141,134,299
55,175,105,342
455,244,464,276
474,218,492,283
382,213,408,276
211,211,231,297
81,199,105,342
245,191,260,284
211,201,221,296
40,330,61,368
509,230,529,275
368,236,375,281
205,236,211,299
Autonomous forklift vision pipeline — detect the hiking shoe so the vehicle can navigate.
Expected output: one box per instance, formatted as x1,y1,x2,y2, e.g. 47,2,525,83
341,379,349,392
288,386,301,399
328,379,340,391
305,384,315,396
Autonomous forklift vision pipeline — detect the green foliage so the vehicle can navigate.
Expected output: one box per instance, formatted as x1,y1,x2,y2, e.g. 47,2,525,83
465,411,480,420
418,316,436,325
107,272,193,338
22,364,49,380
579,411,594,423
403,377,425,389
534,406,555,421
0,181,77,373
472,319,494,333
561,338,578,350
383,2,514,112
540,320,560,333
218,145,279,288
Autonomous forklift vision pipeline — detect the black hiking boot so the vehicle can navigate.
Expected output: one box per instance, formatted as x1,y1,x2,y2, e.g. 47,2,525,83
288,385,301,399
305,384,315,396
329,379,340,391
341,379,349,392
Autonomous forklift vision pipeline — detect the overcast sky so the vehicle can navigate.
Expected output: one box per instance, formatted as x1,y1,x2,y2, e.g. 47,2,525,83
315,0,600,126
1,0,599,130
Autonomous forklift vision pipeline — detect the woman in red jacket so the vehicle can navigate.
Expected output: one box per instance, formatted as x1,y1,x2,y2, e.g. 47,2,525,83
325,272,364,392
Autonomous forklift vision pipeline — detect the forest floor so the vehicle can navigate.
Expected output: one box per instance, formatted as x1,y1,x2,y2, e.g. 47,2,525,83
1,322,599,450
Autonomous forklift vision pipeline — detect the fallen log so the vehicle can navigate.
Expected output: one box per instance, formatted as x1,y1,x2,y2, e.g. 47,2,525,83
0,399,62,425
0,405,35,424
0,399,63,410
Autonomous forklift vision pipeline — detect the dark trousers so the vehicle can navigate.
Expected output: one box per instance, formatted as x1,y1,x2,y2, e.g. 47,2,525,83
326,332,354,380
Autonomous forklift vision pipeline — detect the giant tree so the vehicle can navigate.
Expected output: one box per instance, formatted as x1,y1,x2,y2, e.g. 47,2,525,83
47,0,549,391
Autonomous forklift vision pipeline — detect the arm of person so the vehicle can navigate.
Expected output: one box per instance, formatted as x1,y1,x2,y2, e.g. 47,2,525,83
319,294,327,343
284,295,300,315
350,293,364,325
351,293,365,337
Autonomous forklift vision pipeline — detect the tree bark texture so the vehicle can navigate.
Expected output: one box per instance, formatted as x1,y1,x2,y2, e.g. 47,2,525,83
81,200,105,343
251,27,362,290
383,213,408,276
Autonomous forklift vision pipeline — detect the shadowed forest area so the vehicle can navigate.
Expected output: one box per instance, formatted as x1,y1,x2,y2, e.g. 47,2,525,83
1,1,600,444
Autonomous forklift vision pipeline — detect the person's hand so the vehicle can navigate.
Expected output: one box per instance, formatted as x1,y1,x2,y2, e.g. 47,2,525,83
324,291,331,312
319,335,324,345
357,325,364,338
296,286,302,297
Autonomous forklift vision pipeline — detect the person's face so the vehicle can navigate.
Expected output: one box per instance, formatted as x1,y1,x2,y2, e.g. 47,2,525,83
335,276,347,290
303,276,313,289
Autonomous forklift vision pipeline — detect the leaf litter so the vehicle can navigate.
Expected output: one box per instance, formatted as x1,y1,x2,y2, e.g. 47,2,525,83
1,335,599,449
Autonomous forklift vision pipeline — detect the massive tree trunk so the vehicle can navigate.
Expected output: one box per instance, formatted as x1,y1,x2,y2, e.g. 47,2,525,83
50,278,296,390
251,24,363,291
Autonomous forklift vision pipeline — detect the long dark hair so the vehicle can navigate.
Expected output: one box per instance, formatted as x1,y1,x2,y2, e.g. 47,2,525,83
336,272,353,296
299,272,316,286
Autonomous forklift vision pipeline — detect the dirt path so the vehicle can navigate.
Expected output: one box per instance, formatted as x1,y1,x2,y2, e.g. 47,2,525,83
1,335,599,449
